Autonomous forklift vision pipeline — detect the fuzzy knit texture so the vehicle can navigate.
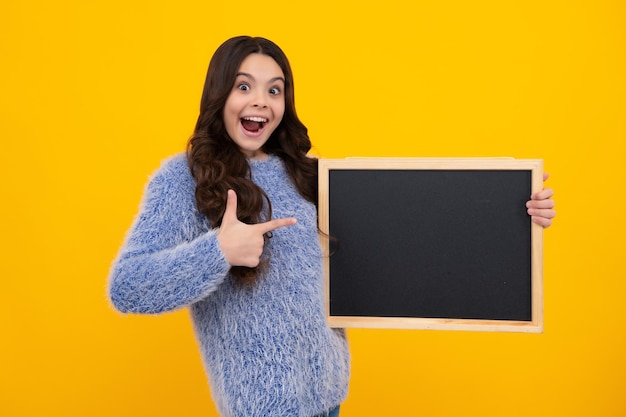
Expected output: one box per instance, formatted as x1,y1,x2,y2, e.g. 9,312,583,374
108,153,350,417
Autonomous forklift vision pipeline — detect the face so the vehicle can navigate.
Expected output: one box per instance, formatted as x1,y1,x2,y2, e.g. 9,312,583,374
223,53,286,160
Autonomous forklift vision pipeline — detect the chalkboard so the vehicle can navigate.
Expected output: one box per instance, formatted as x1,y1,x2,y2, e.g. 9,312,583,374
318,158,544,333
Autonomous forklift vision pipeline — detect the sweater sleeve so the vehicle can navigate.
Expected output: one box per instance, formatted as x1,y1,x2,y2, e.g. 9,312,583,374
107,155,231,314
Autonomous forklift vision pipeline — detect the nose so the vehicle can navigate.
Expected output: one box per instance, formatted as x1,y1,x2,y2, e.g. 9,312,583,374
252,91,268,108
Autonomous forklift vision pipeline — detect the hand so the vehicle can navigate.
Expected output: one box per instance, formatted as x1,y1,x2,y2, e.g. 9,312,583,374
217,189,297,267
526,173,556,228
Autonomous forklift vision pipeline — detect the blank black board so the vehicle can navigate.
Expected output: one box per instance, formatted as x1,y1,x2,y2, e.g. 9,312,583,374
318,158,544,333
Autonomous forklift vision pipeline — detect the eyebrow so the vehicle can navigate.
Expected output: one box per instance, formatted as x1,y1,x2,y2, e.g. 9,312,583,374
236,72,285,84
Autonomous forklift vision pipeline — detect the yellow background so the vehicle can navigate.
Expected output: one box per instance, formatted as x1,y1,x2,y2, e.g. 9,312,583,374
2,0,625,416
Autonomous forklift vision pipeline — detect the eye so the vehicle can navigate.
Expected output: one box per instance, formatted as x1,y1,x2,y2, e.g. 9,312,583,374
269,87,281,96
237,82,250,91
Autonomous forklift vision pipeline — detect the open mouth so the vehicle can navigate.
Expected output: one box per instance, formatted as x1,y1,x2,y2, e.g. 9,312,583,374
241,116,268,133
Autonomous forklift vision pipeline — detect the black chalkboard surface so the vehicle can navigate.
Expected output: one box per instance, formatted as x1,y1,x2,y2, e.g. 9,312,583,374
318,158,544,333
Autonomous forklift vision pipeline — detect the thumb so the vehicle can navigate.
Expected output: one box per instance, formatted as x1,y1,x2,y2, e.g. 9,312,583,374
221,189,239,226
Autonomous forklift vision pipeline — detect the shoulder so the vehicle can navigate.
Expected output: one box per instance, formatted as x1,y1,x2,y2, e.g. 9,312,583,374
131,152,210,237
145,153,194,195
140,153,196,212
150,152,193,185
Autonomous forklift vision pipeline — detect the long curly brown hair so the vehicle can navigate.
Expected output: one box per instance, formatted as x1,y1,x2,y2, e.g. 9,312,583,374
187,36,318,283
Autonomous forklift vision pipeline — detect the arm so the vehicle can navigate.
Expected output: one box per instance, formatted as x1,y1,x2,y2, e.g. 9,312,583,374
526,172,556,228
107,156,231,314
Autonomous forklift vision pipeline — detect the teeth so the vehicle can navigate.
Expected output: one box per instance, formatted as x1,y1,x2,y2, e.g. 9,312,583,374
242,116,267,123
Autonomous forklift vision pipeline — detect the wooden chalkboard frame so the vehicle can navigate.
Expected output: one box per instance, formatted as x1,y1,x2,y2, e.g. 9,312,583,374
318,158,544,333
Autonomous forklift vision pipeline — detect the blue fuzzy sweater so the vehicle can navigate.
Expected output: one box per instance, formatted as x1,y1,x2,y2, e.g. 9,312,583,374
108,153,350,417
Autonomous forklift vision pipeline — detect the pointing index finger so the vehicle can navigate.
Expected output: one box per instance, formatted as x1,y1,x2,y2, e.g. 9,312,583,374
256,217,297,235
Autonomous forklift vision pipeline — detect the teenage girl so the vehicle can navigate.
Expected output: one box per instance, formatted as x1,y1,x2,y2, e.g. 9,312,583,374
108,35,555,417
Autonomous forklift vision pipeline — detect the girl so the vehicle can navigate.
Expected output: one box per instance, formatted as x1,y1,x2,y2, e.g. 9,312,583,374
108,36,555,417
